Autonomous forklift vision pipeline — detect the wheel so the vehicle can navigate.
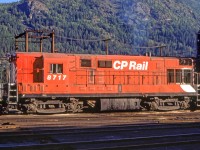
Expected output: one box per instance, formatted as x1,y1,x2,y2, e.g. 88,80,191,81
180,101,189,110
151,101,158,111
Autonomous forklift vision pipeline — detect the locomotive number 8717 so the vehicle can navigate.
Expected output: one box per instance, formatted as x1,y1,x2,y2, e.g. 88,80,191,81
0,29,200,114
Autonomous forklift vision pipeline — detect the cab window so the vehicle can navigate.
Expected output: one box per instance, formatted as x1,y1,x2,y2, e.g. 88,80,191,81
50,64,63,74
81,59,91,67
183,69,192,84
98,60,112,68
168,69,192,84
167,69,174,83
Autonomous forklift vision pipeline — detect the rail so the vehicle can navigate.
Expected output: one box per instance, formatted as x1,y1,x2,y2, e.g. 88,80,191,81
1,123,200,150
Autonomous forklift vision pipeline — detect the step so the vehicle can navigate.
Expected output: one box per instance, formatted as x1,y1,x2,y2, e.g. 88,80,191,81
9,95,17,98
9,89,17,91
8,102,17,104
8,83,16,86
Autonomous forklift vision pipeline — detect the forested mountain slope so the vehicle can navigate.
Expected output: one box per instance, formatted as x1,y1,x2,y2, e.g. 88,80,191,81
0,0,200,57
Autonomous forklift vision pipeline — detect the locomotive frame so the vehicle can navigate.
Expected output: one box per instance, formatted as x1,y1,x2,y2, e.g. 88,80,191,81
0,30,200,114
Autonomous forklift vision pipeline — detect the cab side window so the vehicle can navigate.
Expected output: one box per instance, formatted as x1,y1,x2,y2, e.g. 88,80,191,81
98,60,112,68
81,59,91,67
167,69,192,84
183,69,191,84
50,64,63,74
167,69,174,83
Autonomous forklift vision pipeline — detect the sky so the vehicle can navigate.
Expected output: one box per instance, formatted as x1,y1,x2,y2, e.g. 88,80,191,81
0,0,19,3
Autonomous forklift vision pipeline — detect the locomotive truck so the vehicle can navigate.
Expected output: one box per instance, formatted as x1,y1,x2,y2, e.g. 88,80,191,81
0,30,200,114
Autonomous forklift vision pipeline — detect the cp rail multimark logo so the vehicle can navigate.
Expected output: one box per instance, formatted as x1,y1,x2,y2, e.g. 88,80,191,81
113,61,148,70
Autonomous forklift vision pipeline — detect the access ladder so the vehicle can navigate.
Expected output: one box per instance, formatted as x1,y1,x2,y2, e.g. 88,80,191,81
197,84,200,106
7,82,18,111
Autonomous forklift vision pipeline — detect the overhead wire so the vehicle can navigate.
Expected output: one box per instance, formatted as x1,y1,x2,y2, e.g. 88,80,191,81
55,35,111,42
0,35,111,42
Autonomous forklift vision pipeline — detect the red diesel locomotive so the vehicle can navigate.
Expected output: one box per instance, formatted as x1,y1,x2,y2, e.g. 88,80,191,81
0,30,200,114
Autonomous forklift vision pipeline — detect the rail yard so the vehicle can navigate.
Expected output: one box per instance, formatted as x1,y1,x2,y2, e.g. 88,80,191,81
1,111,200,149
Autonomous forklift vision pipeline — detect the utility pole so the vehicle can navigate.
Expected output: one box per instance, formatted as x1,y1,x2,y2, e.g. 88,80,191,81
103,38,111,55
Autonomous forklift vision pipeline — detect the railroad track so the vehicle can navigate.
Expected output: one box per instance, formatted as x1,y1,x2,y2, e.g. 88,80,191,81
1,122,200,149
1,111,200,129
2,133,200,150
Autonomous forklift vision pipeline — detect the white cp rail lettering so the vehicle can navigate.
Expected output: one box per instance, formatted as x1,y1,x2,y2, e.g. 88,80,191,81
113,61,148,70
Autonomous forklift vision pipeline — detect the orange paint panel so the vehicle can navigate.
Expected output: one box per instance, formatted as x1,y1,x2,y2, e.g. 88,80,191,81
123,85,185,93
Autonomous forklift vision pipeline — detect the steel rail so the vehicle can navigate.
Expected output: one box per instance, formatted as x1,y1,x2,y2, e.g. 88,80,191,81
1,122,200,138
1,133,200,150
